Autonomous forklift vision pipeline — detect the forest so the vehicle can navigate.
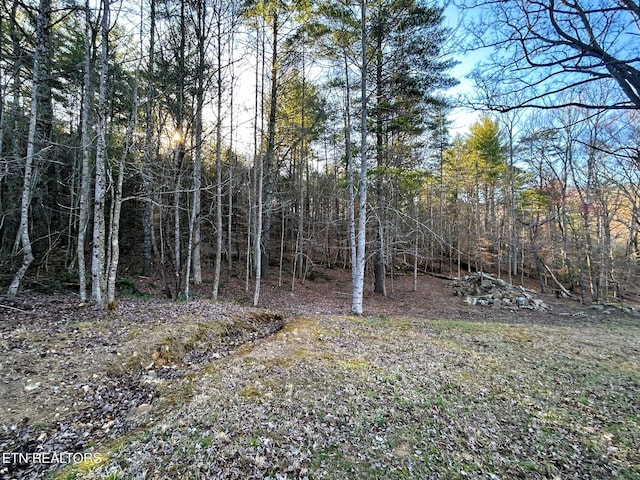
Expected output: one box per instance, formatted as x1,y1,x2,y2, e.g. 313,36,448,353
2,2,640,478
1,0,639,313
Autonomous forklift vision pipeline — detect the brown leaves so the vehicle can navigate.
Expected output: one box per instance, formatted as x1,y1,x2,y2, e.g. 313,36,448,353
85,309,640,479
2,273,639,479
0,294,283,479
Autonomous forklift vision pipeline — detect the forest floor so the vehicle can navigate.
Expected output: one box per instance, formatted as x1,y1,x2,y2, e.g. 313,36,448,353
0,268,639,479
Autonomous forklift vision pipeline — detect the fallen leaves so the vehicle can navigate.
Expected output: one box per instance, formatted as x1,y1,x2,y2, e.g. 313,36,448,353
2,272,639,479
0,294,283,479
78,311,640,479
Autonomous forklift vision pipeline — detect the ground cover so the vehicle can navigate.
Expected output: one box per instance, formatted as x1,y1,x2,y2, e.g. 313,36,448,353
1,270,638,479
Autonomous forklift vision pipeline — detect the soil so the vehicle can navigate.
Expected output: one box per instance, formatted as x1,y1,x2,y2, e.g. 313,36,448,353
0,267,635,479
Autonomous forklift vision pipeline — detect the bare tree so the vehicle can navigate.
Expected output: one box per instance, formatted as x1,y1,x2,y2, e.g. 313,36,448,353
227,17,238,272
497,109,523,284
8,0,51,296
212,0,225,300
77,0,94,303
351,0,368,315
106,114,136,308
253,20,266,307
105,14,143,309
463,0,640,111
261,2,281,280
0,10,6,235
142,0,157,278
173,0,186,297
91,0,109,307
184,0,209,300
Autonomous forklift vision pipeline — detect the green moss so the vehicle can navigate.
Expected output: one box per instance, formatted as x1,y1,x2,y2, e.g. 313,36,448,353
337,358,371,370
240,384,262,398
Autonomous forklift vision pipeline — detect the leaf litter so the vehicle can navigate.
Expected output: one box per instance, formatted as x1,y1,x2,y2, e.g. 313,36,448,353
0,271,639,479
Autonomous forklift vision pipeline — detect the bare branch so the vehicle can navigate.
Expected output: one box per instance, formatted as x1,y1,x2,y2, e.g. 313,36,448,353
461,0,640,111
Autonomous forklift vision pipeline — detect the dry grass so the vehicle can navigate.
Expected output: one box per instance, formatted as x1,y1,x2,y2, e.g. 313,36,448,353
3,271,638,479
78,312,640,479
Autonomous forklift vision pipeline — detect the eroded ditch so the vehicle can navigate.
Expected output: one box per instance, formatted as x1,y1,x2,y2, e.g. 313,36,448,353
0,295,284,480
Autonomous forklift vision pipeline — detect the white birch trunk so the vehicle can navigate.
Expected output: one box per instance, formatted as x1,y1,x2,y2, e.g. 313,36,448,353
91,0,109,308
8,0,50,296
351,0,368,315
345,53,357,286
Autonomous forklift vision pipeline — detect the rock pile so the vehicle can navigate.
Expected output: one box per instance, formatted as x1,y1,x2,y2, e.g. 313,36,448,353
452,272,549,311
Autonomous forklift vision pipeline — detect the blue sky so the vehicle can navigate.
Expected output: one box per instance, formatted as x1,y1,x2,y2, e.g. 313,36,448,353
443,2,487,136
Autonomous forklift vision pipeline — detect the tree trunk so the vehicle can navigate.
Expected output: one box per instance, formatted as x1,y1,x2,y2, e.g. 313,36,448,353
7,0,50,295
212,3,224,300
106,162,124,309
77,0,93,303
253,151,264,306
0,8,5,233
352,0,368,316
175,0,187,296
142,0,156,278
374,244,386,293
172,141,182,297
292,51,307,291
91,0,109,308
3,1,23,256
261,11,280,280
528,224,546,294
227,22,236,271
191,0,206,287
344,51,357,285
253,22,266,306
185,0,206,300
106,130,132,308
506,121,517,284
373,19,385,295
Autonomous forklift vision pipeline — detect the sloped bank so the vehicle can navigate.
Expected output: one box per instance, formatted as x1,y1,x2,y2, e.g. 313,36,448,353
0,295,283,480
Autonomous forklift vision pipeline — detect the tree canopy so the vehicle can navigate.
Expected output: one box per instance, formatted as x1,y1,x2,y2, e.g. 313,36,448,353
0,0,639,310
462,0,640,111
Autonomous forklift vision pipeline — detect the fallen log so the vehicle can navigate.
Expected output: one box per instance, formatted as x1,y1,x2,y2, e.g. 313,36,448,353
543,263,573,298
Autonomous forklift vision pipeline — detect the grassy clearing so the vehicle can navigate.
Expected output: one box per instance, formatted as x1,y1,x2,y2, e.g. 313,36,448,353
75,314,639,479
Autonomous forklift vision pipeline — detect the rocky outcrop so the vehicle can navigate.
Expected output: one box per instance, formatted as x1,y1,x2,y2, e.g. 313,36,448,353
452,272,549,310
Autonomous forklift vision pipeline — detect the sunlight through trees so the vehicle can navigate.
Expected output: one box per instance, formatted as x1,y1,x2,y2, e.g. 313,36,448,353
0,0,638,310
